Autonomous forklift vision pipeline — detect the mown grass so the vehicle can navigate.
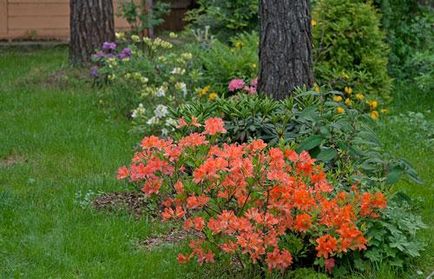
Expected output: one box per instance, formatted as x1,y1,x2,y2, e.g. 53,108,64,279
0,48,432,278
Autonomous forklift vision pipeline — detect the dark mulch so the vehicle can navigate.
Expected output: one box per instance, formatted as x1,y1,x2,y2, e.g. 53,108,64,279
92,191,153,219
138,228,203,250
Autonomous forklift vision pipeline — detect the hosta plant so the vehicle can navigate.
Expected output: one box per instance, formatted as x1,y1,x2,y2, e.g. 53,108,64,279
117,117,389,274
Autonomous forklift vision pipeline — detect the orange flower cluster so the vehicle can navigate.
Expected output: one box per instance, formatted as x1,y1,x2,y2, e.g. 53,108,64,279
117,117,387,272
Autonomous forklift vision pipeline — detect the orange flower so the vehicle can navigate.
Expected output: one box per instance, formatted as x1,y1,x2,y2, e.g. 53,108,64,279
337,223,367,252
248,139,267,152
219,241,238,253
184,217,205,231
360,192,387,218
179,133,207,148
140,135,168,150
177,253,191,264
316,234,338,258
177,117,188,128
116,166,129,180
174,180,184,194
294,213,312,232
266,248,293,270
186,194,210,209
204,117,226,135
141,178,162,196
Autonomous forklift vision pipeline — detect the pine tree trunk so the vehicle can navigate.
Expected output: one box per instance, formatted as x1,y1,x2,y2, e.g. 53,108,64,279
69,0,115,65
258,0,314,100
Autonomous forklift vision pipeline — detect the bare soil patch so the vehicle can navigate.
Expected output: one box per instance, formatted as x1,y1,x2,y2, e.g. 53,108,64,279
92,191,154,219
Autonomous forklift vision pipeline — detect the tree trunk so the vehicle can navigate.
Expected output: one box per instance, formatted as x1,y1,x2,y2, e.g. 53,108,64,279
258,0,314,100
69,0,115,65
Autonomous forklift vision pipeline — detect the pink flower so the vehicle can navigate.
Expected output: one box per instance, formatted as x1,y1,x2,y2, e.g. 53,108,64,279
243,86,257,95
228,79,245,92
250,78,258,87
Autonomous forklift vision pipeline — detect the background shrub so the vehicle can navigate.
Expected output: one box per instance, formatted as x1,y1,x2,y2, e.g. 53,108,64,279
190,32,259,92
185,0,258,40
312,0,392,100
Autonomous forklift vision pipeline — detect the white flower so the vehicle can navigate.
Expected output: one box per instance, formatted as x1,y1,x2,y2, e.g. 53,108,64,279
165,118,178,127
131,103,146,119
175,82,188,97
154,104,169,119
146,116,159,125
171,67,185,75
169,32,178,39
161,128,169,136
156,86,166,97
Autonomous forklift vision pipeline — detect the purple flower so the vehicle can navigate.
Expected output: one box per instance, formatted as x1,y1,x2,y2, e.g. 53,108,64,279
90,66,99,78
118,47,132,59
102,41,117,52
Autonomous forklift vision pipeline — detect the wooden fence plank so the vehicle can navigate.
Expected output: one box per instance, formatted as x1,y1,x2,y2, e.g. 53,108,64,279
0,0,7,35
9,3,69,16
8,0,68,3
8,16,68,29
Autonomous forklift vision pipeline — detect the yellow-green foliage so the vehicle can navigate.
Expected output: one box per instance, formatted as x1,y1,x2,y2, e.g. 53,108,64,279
313,0,392,100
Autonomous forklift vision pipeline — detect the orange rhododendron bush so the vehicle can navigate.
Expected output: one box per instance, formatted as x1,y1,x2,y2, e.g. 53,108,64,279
117,117,387,273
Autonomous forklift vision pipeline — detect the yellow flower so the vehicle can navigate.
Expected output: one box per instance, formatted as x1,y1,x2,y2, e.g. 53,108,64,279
370,111,379,120
131,34,140,43
355,93,365,101
198,85,210,97
344,87,353,95
381,108,389,114
311,19,317,27
115,32,125,40
336,107,345,114
333,96,343,102
169,32,178,39
345,98,352,107
341,72,350,80
234,41,243,49
252,63,257,69
208,92,218,101
313,84,321,93
368,100,378,110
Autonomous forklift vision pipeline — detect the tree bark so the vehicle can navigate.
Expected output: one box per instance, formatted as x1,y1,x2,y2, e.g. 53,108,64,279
69,0,115,65
258,0,314,100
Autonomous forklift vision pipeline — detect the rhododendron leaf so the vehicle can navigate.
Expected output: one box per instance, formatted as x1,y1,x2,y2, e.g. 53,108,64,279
386,167,403,185
316,148,338,162
297,135,323,152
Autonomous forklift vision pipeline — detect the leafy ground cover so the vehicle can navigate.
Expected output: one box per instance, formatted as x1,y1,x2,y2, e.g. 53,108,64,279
0,48,432,278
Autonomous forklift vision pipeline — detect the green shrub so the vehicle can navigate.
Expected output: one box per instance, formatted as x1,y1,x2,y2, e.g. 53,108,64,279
117,0,170,35
373,1,433,82
312,0,392,100
190,32,259,92
364,196,426,269
185,0,258,40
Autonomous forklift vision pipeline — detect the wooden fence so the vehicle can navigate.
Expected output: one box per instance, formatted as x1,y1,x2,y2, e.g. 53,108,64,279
0,0,193,41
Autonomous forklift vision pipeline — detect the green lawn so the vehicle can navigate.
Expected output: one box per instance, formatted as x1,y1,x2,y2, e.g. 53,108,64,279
0,48,432,278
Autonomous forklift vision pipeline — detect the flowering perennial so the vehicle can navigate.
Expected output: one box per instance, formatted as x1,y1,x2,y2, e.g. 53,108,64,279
117,117,387,273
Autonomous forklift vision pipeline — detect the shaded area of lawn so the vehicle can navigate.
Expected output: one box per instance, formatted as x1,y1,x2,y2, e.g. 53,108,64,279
0,48,432,278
